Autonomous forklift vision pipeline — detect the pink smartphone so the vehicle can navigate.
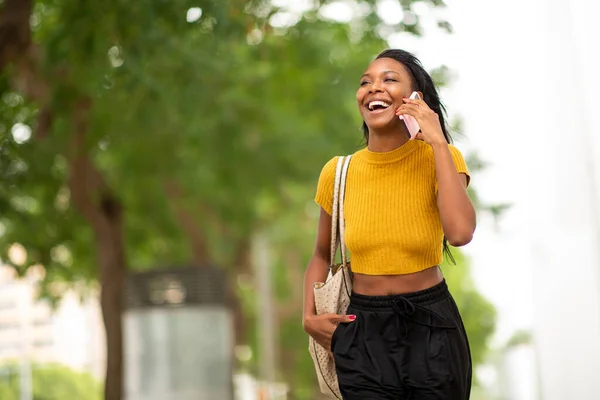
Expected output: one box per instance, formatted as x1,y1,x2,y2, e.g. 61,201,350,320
399,91,421,139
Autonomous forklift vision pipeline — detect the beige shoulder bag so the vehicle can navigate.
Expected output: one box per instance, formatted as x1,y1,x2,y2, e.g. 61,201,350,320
308,155,353,399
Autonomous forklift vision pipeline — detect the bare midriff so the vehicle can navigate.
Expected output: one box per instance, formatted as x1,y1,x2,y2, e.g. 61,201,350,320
351,265,443,296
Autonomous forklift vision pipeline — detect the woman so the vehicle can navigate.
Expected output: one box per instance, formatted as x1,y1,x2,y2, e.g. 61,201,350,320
303,49,476,399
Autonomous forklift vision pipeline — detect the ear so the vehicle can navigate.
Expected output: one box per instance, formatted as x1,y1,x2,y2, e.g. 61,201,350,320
417,91,424,100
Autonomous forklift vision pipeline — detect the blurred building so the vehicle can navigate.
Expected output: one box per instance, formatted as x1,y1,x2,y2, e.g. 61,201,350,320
495,344,539,400
473,340,538,400
233,373,288,400
530,0,600,399
0,265,105,379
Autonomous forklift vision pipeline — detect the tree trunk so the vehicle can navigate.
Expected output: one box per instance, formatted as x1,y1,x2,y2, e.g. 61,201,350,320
164,180,212,266
69,166,125,400
93,198,126,400
2,3,125,398
0,0,33,69
95,203,126,400
68,100,125,400
230,237,252,346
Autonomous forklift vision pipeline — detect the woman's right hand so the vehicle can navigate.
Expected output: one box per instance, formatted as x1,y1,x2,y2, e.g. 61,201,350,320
303,313,356,357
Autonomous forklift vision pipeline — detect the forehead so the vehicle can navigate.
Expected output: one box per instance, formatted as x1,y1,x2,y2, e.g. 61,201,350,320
362,57,411,79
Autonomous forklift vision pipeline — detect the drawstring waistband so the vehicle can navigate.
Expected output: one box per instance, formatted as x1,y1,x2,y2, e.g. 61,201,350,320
350,280,457,336
350,279,450,309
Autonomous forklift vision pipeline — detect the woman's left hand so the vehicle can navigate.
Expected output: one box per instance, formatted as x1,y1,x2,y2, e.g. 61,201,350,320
396,97,446,146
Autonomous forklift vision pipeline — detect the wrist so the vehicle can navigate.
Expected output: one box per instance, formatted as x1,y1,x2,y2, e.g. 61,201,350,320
303,313,316,324
302,314,316,332
430,140,449,150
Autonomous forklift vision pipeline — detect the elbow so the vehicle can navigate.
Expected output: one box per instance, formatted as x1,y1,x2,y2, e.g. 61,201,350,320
444,214,476,247
445,229,474,247
447,235,472,247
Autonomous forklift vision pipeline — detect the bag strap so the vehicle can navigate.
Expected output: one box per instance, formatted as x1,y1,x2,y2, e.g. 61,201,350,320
339,155,352,268
330,155,352,268
330,157,344,267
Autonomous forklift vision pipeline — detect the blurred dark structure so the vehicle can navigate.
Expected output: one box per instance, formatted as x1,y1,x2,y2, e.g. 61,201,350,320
123,267,233,400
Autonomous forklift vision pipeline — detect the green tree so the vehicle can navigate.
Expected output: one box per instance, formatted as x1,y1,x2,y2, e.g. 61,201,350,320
0,0,496,399
0,363,102,400
505,329,532,348
442,249,497,369
1,1,268,397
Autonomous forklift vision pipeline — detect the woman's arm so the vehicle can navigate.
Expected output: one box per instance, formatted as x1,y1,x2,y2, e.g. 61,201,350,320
432,142,476,246
303,207,354,353
303,208,332,323
396,96,476,247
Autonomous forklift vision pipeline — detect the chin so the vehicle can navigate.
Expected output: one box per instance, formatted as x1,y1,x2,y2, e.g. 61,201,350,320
365,116,401,132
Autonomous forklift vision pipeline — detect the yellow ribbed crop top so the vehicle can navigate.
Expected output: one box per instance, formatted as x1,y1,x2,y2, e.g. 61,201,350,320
314,140,470,275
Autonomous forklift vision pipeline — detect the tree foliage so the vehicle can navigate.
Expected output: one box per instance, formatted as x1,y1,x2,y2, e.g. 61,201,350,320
0,0,498,398
0,363,102,400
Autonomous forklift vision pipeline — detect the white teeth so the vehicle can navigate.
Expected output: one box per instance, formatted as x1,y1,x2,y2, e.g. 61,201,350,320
368,100,391,111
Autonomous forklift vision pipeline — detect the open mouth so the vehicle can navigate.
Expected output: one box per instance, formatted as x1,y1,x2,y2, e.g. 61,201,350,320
367,100,391,112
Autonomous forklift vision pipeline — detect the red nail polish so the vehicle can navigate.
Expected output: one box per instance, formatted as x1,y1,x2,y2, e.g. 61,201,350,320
348,315,356,321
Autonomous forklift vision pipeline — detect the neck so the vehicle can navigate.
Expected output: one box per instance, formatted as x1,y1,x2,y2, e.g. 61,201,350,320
367,126,410,152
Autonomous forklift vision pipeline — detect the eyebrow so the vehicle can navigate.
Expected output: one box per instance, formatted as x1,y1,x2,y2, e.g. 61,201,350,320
361,70,401,78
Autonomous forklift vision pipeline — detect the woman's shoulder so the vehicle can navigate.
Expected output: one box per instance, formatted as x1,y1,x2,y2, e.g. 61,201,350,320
447,143,465,156
318,156,340,176
416,142,470,181
318,150,360,173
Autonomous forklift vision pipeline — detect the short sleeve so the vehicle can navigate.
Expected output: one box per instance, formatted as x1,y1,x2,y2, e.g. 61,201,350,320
435,145,470,191
450,145,470,185
314,157,339,215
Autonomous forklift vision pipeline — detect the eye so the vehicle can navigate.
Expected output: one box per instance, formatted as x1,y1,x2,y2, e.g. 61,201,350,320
359,81,369,87
384,78,397,82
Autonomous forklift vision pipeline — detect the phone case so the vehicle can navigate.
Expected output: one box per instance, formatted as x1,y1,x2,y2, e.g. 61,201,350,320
399,92,421,139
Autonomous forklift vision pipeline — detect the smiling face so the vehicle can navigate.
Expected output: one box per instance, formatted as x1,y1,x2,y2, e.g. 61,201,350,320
357,57,415,134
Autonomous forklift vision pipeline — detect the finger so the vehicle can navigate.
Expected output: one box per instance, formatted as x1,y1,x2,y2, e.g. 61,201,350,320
320,313,343,322
403,98,430,110
396,105,421,118
332,314,356,323
396,103,414,111
397,103,422,112
395,106,412,116
405,104,423,113
328,350,334,360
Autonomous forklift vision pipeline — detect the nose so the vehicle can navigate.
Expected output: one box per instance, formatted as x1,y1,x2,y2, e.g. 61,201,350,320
369,79,383,93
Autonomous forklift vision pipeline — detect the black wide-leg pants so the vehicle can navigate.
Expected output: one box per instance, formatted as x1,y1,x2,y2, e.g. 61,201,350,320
331,280,472,400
